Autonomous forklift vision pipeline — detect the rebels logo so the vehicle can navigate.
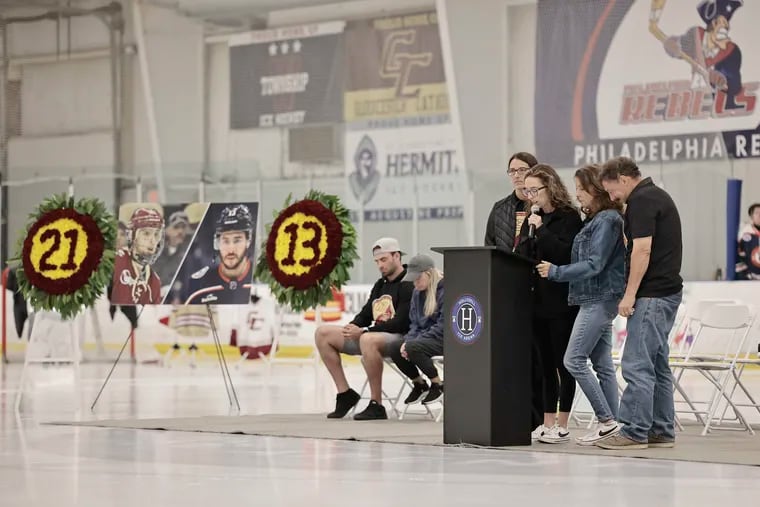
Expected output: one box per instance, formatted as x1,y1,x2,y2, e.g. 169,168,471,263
620,81,758,124
450,294,484,345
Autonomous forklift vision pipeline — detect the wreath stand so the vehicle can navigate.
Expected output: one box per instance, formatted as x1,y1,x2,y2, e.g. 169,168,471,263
14,308,85,412
91,303,240,412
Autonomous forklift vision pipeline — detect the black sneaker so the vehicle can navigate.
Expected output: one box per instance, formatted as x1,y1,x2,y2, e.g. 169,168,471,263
404,382,429,404
189,343,198,351
423,383,444,405
327,389,360,419
353,400,388,420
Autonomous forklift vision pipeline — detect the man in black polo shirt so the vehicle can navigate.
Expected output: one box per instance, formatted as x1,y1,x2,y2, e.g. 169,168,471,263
597,157,683,450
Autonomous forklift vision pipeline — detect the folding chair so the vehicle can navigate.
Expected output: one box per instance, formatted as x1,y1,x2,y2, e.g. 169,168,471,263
671,299,738,360
353,357,411,419
430,356,445,422
717,308,760,424
670,299,741,425
670,303,755,436
398,356,445,421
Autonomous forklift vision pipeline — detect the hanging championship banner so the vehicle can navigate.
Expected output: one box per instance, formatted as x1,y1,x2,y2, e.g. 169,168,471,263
536,0,760,167
344,124,466,221
344,11,450,129
111,202,259,305
229,21,345,128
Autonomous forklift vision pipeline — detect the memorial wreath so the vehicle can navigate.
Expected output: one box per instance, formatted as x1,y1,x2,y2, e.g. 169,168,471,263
10,194,117,320
255,190,358,312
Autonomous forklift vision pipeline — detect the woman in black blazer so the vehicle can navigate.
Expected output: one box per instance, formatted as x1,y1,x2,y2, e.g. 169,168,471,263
516,164,582,444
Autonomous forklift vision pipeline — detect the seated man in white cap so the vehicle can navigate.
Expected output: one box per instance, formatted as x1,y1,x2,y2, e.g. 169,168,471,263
315,237,414,420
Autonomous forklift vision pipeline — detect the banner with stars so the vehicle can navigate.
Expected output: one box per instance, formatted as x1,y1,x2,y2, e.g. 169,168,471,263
229,21,345,129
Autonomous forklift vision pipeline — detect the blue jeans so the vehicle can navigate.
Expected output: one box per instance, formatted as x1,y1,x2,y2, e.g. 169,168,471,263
618,292,682,442
563,300,619,422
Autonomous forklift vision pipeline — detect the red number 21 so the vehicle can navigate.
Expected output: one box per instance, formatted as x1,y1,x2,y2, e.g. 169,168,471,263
38,229,79,271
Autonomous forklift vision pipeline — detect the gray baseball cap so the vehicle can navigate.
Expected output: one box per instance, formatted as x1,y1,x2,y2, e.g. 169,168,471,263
402,254,435,282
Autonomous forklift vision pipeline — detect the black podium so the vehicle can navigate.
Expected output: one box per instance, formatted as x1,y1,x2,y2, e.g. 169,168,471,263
433,246,535,446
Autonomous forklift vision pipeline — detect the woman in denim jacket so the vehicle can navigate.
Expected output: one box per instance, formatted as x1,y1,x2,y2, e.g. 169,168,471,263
537,165,626,446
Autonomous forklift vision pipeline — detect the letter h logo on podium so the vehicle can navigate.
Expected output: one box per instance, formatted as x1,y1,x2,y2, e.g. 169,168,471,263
451,294,484,345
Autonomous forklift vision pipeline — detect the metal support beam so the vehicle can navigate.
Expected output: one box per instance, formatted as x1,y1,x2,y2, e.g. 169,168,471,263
131,0,166,202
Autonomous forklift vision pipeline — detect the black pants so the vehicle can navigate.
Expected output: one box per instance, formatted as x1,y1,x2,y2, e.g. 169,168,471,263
389,337,443,380
534,315,576,413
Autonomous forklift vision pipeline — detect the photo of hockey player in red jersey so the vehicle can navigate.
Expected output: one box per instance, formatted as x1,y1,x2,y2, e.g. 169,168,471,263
177,203,259,305
111,206,165,305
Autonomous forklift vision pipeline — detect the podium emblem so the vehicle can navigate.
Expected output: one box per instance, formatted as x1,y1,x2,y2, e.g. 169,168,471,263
451,294,484,345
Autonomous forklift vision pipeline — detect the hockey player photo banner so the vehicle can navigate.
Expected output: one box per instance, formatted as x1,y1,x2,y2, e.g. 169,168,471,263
111,202,259,305
536,0,760,167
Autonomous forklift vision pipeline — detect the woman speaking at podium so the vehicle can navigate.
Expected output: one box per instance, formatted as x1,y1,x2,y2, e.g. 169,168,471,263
515,164,582,444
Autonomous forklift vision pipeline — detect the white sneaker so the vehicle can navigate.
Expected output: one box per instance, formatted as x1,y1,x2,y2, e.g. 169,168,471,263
531,424,549,441
539,425,570,444
576,420,620,446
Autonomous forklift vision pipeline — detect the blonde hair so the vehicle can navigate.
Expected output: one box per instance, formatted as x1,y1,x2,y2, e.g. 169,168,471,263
423,268,444,317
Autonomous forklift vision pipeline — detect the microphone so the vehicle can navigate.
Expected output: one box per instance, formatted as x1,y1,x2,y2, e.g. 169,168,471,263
528,205,540,239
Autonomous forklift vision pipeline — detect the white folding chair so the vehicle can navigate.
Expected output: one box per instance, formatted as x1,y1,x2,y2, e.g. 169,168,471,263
353,357,410,419
670,299,741,425
431,356,445,422
670,303,755,436
672,299,738,360
716,307,760,424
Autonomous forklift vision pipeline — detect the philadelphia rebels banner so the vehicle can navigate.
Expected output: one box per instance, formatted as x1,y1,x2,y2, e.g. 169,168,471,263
536,0,760,167
229,22,345,128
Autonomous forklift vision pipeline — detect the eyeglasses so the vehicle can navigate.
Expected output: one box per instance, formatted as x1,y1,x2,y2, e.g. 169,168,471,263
507,167,530,176
524,186,546,197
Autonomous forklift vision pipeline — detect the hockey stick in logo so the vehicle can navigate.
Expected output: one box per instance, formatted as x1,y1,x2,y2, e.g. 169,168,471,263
649,0,711,82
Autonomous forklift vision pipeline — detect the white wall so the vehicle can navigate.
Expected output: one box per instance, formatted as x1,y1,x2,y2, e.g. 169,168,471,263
126,2,205,186
2,5,117,255
507,3,535,154
437,0,510,175
22,58,113,136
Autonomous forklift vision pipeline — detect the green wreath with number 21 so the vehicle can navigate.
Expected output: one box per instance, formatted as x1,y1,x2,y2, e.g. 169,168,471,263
10,194,117,320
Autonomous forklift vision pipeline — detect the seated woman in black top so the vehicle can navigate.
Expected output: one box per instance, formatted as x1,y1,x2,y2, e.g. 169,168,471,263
516,164,582,444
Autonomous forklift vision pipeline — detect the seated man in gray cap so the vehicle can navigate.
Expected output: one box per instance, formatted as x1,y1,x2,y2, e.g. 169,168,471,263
315,237,414,420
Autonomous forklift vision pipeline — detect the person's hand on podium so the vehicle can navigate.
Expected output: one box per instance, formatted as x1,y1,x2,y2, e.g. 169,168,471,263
536,261,553,278
342,323,364,340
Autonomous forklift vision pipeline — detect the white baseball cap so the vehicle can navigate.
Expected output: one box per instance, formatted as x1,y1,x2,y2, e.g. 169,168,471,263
372,237,405,256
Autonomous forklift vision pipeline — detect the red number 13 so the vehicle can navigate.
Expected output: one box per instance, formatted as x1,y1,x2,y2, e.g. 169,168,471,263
281,221,322,267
